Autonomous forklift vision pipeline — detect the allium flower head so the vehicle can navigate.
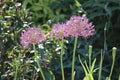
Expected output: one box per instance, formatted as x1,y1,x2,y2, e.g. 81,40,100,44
50,23,69,39
20,27,46,47
66,15,95,38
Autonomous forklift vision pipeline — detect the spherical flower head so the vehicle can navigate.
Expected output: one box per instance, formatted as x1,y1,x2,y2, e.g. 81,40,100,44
50,23,69,39
20,27,46,47
66,15,95,38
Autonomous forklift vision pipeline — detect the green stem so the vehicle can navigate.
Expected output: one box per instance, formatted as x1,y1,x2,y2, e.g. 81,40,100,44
33,44,45,80
78,55,88,75
98,50,103,80
104,25,107,54
71,37,78,80
48,70,56,80
89,45,92,72
60,38,65,80
14,61,18,80
109,47,117,78
14,53,21,80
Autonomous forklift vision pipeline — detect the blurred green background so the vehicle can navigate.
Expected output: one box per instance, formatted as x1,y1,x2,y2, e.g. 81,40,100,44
0,0,120,80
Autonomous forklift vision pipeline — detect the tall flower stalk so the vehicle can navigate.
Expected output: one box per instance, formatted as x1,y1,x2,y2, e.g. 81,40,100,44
50,15,95,80
98,50,103,80
14,53,21,80
20,27,46,80
106,47,117,80
33,44,45,80
50,23,67,80
104,25,107,54
71,37,78,80
60,38,65,80
66,16,94,80
109,47,117,78
89,45,92,70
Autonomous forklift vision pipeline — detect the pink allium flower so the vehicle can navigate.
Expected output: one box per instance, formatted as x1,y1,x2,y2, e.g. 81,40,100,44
20,27,46,47
66,15,95,38
50,23,69,39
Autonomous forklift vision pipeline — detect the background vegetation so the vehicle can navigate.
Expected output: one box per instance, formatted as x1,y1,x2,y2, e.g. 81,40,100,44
0,0,120,80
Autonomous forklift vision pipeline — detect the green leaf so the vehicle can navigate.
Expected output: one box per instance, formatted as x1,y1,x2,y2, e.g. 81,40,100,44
5,61,14,67
78,55,88,75
30,5,42,11
23,0,32,9
75,0,82,7
83,75,89,80
106,77,111,80
119,74,120,80
93,67,99,73
85,61,90,73
48,69,55,80
89,74,94,80
83,74,94,80
90,58,96,73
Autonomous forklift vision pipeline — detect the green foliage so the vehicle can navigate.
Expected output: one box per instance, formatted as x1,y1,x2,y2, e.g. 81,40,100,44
22,0,76,24
0,0,120,80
